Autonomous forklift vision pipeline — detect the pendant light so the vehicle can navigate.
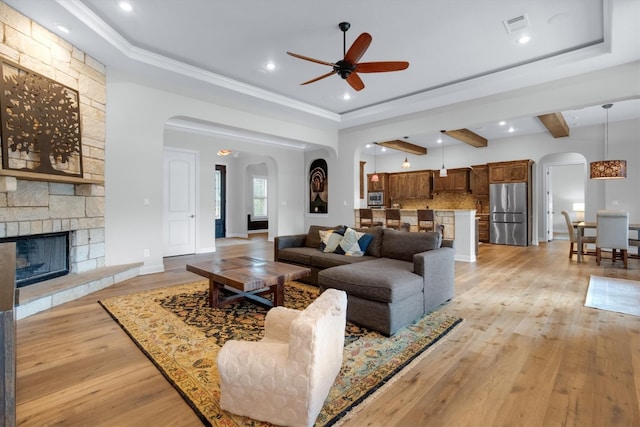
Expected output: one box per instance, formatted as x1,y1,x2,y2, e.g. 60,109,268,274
439,130,448,177
371,143,379,182
589,103,627,179
401,136,411,169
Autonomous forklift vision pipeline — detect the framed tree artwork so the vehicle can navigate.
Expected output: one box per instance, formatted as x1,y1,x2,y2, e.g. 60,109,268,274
0,59,83,177
309,158,328,213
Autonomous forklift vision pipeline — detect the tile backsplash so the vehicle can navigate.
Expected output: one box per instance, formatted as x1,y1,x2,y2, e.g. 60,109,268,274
394,193,480,211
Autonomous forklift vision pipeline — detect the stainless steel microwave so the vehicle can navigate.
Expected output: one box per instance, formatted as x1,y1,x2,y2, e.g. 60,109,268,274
368,191,384,206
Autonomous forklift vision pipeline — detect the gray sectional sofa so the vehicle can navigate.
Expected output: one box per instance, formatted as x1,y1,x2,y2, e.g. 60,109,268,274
274,225,455,335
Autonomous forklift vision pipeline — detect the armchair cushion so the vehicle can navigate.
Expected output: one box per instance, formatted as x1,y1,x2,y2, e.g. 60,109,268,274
217,289,347,427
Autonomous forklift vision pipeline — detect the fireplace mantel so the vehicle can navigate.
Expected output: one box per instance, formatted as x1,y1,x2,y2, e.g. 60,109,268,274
0,169,104,186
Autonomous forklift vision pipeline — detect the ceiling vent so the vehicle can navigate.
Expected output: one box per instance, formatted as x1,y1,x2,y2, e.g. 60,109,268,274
503,13,530,34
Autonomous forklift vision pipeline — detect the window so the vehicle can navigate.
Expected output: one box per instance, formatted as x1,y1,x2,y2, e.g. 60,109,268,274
252,176,267,218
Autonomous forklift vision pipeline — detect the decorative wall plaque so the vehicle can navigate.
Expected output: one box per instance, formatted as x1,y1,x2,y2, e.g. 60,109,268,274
0,59,83,177
309,158,328,214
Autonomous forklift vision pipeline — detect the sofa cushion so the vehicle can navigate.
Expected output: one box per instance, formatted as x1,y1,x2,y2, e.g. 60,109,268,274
310,252,376,269
277,247,319,265
381,229,442,262
304,225,342,248
318,258,423,303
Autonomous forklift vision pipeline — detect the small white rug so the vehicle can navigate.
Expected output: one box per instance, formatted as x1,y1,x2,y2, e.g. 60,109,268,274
585,275,640,316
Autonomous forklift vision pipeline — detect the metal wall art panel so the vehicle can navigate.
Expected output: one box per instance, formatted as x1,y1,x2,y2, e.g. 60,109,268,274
0,59,83,177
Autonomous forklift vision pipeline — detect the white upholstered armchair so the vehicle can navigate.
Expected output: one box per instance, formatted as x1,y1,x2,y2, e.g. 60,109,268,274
217,288,347,427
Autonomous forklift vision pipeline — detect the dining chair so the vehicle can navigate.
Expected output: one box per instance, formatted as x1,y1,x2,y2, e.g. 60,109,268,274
629,235,640,259
385,209,402,230
417,209,436,232
561,210,595,259
359,208,383,228
596,210,629,268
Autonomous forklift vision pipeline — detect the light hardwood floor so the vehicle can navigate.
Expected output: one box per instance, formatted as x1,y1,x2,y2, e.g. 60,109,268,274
15,236,640,426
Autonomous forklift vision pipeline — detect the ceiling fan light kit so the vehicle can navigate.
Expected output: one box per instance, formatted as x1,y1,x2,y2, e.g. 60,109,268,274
590,104,627,180
287,22,409,91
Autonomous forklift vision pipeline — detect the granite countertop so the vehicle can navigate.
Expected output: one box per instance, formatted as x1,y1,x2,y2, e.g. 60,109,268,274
357,208,477,212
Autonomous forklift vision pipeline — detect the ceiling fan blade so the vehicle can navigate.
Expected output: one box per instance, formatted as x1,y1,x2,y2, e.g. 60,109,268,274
344,32,372,65
346,72,365,91
356,61,410,73
300,70,336,85
286,52,335,67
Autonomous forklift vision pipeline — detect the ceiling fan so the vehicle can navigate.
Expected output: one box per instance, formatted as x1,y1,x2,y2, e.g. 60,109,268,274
286,22,409,91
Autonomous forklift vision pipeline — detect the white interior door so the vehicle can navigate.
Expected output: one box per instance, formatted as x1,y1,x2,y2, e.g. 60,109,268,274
163,149,196,256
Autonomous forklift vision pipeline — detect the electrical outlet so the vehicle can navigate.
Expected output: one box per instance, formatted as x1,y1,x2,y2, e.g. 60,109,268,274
143,249,150,257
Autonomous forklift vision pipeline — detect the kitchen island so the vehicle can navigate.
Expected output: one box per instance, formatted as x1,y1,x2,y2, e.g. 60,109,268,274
355,208,476,262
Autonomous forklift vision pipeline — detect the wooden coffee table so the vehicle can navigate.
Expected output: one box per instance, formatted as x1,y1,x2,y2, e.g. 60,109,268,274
186,257,310,309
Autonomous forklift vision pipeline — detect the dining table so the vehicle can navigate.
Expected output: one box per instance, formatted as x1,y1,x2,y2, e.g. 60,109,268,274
575,221,640,262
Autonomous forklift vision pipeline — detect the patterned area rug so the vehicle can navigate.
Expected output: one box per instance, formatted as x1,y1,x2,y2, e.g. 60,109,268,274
99,280,462,426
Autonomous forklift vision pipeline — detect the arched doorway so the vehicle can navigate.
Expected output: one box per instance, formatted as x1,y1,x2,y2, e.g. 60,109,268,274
540,153,588,242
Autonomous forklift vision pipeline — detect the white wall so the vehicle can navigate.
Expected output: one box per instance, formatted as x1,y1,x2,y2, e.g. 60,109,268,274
104,62,639,272
105,71,337,273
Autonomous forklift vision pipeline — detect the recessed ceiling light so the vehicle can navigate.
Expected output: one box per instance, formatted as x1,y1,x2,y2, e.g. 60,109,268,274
119,1,133,12
343,93,351,100
265,61,275,71
437,138,443,144
508,127,515,133
56,24,70,33
499,121,506,126
518,35,531,44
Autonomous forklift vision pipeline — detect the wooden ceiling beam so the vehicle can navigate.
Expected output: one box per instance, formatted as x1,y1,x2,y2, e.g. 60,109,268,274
443,129,487,148
537,112,570,138
376,140,427,155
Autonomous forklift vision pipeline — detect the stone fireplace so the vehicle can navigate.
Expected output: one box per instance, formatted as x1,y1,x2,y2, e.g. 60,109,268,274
0,179,105,279
0,2,107,290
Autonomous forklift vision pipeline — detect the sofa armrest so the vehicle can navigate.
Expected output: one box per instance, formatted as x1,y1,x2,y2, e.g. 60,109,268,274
274,234,307,262
413,245,455,313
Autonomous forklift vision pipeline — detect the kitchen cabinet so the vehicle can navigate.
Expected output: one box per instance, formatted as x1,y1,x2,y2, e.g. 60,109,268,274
367,173,387,192
432,168,470,193
488,160,532,183
471,164,489,196
388,171,431,201
477,214,489,243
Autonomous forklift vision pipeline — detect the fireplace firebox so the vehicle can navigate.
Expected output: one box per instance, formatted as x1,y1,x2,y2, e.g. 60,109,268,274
0,232,70,287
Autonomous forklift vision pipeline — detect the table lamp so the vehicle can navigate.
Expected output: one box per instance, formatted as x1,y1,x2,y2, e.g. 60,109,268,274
572,202,585,222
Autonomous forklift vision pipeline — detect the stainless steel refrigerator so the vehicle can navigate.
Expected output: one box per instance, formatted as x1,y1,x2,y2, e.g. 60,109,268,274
490,182,527,246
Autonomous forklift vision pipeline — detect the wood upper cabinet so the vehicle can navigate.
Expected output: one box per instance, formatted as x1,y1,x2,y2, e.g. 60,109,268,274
471,164,489,196
415,171,431,198
488,160,532,183
432,168,470,193
367,173,387,192
388,171,431,200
